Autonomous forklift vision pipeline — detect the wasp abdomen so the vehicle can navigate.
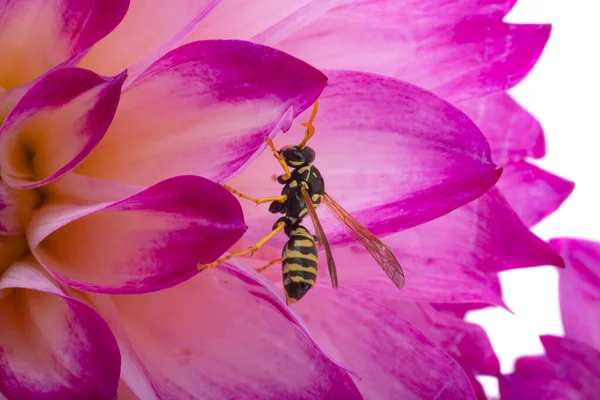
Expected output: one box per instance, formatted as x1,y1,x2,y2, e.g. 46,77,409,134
282,226,318,304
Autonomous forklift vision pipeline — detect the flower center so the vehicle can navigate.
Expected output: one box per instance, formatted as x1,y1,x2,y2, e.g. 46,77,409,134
0,178,42,274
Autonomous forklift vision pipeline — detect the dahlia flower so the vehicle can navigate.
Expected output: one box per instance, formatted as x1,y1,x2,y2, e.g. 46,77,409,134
0,1,571,399
500,239,600,399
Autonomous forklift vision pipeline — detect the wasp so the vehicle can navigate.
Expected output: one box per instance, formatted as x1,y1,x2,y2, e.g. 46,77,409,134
197,101,405,304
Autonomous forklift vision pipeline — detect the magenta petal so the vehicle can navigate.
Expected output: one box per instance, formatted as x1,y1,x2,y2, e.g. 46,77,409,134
432,272,503,316
262,1,550,101
405,188,564,274
500,336,600,400
0,0,128,89
397,303,500,377
458,92,545,164
293,286,477,399
76,40,327,187
0,68,126,189
231,69,500,245
0,259,120,400
497,161,574,227
29,175,247,293
326,243,505,306
87,266,361,400
398,303,499,399
551,238,600,352
363,300,499,397
450,21,551,100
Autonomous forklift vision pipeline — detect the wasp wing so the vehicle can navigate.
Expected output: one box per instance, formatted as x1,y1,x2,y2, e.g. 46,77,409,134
300,187,338,289
322,193,405,288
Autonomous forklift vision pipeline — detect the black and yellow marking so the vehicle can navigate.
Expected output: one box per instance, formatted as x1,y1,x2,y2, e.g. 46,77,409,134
281,225,318,304
199,101,331,305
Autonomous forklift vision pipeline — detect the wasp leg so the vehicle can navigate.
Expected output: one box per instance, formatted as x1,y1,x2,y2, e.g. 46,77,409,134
222,184,287,205
221,184,260,203
298,100,319,149
254,194,287,205
256,258,282,273
197,221,287,270
265,137,292,181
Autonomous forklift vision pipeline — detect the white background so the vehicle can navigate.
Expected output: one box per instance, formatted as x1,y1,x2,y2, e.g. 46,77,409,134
468,0,600,396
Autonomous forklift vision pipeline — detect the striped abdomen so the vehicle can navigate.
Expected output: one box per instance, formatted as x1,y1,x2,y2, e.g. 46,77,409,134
282,226,318,305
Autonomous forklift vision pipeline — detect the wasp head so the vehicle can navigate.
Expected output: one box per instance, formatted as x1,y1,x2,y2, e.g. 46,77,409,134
279,145,315,168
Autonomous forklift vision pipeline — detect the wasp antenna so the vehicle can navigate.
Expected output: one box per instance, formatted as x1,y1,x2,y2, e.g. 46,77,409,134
307,99,319,125
298,100,319,149
299,123,315,149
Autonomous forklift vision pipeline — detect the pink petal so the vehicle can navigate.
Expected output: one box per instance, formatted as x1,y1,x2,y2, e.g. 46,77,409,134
258,0,550,102
403,188,563,275
187,1,316,41
0,258,120,400
457,92,545,164
122,2,222,85
393,303,499,399
293,188,560,305
551,238,600,352
86,265,362,399
76,40,327,186
293,285,477,399
0,0,127,89
500,336,600,400
47,174,146,211
497,161,574,227
79,1,219,78
230,69,500,245
29,175,247,293
355,299,500,397
395,303,500,377
432,272,503,316
0,68,126,189
315,243,506,306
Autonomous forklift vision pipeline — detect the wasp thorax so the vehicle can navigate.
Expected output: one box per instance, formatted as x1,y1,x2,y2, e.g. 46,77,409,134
279,145,315,167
